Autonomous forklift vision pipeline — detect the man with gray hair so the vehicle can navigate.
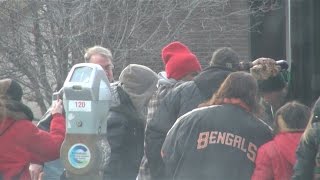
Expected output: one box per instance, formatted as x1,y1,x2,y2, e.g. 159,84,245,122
29,45,115,180
84,46,115,82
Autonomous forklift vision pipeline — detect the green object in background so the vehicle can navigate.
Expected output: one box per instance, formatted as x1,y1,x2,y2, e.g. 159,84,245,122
280,69,290,83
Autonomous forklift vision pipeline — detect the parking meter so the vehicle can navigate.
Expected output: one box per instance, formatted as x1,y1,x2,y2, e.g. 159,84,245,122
60,63,112,180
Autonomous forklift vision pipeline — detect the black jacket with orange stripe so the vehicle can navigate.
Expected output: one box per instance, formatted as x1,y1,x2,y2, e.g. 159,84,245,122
162,104,272,180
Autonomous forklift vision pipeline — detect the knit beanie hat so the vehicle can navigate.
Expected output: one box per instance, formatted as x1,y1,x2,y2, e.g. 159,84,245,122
161,41,202,80
0,79,23,101
119,64,158,117
209,47,240,69
250,58,286,93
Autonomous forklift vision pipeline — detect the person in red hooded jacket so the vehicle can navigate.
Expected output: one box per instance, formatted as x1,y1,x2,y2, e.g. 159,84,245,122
0,79,65,180
251,101,311,180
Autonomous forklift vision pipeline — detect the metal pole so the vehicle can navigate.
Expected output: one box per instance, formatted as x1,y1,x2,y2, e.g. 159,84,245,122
286,0,292,71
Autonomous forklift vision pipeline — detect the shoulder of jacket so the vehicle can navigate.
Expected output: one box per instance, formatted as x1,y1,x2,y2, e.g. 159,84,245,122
13,119,34,126
174,81,196,90
258,140,278,158
8,119,38,137
176,105,218,124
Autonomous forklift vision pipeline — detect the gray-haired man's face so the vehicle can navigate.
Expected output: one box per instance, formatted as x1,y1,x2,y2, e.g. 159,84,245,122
89,54,114,82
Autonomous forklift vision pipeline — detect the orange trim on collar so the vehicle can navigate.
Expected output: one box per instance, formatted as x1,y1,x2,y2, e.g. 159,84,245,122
223,98,251,112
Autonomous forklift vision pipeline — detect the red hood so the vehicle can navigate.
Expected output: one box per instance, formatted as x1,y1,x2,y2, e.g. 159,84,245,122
273,132,303,165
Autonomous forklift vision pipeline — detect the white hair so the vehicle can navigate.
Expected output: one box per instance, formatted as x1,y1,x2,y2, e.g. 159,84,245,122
84,46,113,62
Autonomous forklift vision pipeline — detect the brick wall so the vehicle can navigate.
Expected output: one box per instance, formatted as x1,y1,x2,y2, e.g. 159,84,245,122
117,0,251,75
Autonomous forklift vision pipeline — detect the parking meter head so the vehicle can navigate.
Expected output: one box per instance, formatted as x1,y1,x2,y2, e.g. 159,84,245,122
63,63,112,135
61,63,112,177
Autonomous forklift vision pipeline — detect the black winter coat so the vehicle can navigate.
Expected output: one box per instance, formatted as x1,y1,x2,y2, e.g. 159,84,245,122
104,86,145,180
292,122,320,180
145,66,234,179
162,104,273,180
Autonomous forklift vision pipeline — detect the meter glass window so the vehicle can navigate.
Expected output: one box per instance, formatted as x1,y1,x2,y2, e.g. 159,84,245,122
70,67,93,83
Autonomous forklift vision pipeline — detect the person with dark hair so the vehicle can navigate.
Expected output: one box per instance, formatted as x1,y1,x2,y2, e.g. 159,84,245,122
0,79,65,180
0,79,23,101
292,97,320,179
209,47,241,68
145,47,240,180
252,101,311,180
138,41,201,180
161,71,272,180
250,57,289,126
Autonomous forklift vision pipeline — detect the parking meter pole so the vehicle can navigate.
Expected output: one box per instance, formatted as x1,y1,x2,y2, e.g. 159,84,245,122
60,63,112,180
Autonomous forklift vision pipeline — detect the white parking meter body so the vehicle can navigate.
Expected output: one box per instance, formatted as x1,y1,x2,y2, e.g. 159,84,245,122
60,63,111,180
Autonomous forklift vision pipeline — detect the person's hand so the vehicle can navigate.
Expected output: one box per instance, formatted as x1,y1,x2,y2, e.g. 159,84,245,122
51,99,63,115
29,163,43,180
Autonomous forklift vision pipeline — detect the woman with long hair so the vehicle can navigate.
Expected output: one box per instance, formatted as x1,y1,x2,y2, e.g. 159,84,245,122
161,71,273,180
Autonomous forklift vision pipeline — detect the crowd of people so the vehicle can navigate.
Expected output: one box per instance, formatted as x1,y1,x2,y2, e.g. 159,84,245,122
0,42,319,180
